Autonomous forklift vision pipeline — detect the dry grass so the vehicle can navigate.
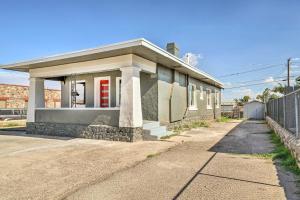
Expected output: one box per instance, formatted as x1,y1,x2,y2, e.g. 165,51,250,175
0,120,26,128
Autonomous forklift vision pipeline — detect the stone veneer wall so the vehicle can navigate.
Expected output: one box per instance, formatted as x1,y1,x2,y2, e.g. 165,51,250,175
0,84,61,108
27,122,143,142
266,116,300,167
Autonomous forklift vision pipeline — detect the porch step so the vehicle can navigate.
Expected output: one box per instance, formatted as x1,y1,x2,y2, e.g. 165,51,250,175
143,120,160,129
142,120,168,140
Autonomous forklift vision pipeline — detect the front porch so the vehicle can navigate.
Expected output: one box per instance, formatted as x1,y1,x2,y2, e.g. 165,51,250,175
26,54,157,142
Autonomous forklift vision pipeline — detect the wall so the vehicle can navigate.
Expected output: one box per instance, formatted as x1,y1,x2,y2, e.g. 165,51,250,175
157,65,221,124
61,71,121,107
35,109,119,126
27,122,142,142
0,84,60,108
244,102,265,120
186,77,221,120
140,72,158,121
267,116,300,168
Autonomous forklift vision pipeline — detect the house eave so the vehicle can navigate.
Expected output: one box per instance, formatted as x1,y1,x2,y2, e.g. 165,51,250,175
1,38,223,88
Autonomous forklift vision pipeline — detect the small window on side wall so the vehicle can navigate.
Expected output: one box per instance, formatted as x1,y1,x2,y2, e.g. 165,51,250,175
116,77,121,107
188,84,197,110
207,89,212,109
200,86,203,100
215,90,220,108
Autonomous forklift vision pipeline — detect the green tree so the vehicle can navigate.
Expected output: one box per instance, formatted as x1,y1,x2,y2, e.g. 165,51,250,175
272,83,285,94
234,95,251,106
256,88,279,103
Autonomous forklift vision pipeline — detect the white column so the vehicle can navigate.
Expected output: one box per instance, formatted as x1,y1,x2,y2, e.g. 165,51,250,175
27,77,45,122
119,66,143,127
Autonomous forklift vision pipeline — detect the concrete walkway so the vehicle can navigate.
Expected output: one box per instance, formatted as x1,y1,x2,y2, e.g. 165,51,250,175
66,120,299,200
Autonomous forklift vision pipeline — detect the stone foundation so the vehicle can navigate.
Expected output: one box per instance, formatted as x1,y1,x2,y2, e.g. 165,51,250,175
266,116,300,167
26,122,143,142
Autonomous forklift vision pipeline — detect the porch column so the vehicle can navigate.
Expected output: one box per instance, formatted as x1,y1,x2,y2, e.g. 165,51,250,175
119,66,143,127
27,77,45,122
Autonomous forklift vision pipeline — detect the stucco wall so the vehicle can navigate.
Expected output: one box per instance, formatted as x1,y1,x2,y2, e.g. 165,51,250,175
35,109,119,126
61,71,121,108
157,65,221,124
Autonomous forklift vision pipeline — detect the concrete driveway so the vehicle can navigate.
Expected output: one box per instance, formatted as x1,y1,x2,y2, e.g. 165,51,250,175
0,120,298,200
66,121,299,200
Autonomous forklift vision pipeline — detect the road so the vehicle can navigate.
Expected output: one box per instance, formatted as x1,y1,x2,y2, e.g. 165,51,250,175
66,120,299,200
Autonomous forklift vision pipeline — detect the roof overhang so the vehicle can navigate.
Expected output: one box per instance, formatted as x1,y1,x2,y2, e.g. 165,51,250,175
1,38,223,88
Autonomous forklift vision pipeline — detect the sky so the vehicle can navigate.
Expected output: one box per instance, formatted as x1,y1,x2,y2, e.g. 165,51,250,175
1,0,300,101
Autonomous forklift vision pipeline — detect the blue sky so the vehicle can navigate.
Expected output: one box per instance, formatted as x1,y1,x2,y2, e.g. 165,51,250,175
1,0,300,100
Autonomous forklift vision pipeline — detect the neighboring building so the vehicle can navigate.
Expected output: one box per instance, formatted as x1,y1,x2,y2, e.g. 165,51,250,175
0,84,60,109
1,38,223,141
244,100,265,120
221,101,235,112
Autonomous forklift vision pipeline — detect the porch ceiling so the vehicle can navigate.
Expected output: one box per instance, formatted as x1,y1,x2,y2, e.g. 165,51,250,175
1,38,223,88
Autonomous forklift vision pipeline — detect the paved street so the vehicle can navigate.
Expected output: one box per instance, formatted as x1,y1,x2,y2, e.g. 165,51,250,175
66,121,299,200
0,120,298,200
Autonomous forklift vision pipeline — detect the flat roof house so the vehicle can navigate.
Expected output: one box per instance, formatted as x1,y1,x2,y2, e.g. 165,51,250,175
1,39,223,142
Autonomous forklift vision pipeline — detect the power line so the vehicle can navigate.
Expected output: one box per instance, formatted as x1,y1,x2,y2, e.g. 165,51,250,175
217,63,284,78
231,75,296,84
224,79,286,89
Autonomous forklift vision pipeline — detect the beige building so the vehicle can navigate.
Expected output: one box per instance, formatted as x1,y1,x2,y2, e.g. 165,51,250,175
0,84,60,109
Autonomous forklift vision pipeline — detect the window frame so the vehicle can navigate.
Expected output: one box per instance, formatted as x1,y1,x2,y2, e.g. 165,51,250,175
200,86,204,100
215,90,220,108
207,89,212,109
188,83,198,110
69,80,86,108
116,77,121,107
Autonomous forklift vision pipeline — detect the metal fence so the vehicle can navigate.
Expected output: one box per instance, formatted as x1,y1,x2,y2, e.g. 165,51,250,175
267,89,300,138
0,109,27,120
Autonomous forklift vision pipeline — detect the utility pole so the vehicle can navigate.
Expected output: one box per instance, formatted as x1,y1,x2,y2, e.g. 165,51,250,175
287,58,291,87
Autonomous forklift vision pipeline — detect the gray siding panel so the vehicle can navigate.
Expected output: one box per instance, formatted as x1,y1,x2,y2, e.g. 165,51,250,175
157,65,221,123
140,72,158,121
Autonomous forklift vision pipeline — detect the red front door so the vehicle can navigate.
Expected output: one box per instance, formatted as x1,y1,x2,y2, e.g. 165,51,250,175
100,79,109,107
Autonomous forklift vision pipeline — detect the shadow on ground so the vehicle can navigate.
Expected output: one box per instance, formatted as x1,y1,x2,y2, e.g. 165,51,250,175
207,120,300,200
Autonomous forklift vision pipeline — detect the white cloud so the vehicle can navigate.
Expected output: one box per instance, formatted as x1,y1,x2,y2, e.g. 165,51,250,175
0,69,29,85
223,82,232,87
0,69,60,89
182,53,203,68
222,87,256,101
264,76,274,83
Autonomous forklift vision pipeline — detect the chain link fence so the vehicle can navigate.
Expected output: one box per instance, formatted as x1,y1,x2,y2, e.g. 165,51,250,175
267,89,300,138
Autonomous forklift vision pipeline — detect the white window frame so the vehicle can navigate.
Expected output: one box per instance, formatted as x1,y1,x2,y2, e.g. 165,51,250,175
94,76,111,108
116,77,121,107
215,90,220,108
200,86,203,100
69,80,86,108
188,83,198,110
207,89,212,109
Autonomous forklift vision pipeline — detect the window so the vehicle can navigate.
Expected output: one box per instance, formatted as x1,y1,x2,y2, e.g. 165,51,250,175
188,84,197,110
215,90,220,108
200,86,203,100
116,77,121,107
207,89,212,109
70,80,86,108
